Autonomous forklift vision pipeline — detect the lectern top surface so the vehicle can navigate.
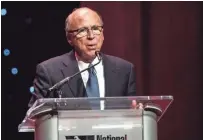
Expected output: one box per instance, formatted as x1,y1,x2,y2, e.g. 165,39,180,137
18,96,173,132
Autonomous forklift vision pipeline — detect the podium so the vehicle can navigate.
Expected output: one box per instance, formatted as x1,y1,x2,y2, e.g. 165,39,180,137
18,96,173,140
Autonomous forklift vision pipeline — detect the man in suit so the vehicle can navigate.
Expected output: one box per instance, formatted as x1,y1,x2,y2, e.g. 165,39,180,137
28,7,136,107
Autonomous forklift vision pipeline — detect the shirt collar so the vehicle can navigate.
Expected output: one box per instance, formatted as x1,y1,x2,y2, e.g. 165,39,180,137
75,52,100,70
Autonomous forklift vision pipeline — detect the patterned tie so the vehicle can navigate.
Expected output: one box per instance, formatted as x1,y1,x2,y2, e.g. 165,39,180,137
86,64,100,109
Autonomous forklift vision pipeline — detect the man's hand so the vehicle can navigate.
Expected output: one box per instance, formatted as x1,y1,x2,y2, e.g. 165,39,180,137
132,100,144,109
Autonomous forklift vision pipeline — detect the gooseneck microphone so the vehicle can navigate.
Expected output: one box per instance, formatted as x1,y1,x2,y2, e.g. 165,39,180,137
47,51,102,97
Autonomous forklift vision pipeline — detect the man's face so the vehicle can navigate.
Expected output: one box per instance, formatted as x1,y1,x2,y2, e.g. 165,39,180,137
67,10,104,62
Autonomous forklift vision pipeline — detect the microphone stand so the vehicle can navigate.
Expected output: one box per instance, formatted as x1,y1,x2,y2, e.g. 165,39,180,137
47,52,102,98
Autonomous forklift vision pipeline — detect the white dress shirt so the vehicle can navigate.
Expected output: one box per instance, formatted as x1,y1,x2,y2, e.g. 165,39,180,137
76,54,105,110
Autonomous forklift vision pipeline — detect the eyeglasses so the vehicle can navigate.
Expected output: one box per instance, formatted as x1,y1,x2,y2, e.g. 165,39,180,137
67,25,103,38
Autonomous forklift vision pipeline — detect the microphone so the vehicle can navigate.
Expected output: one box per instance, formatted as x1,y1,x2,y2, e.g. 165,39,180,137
47,51,102,95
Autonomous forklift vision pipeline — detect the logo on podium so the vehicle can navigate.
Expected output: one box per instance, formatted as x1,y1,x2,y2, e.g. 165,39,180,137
65,135,94,140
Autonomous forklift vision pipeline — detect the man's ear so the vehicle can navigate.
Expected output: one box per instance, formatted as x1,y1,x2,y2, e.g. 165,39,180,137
102,29,104,41
68,39,73,46
66,33,73,46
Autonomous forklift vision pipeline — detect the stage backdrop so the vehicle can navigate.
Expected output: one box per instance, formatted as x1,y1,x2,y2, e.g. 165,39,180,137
1,1,203,140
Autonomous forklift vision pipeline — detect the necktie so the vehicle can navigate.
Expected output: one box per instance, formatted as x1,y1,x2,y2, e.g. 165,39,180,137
86,64,100,109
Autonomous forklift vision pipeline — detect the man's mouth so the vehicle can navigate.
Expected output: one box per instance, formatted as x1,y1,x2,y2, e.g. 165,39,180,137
86,44,97,49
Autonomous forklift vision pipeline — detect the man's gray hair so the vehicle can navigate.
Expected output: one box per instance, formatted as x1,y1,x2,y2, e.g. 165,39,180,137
65,7,104,31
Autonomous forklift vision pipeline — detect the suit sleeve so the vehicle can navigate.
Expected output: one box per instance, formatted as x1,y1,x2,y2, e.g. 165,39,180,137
28,64,52,107
127,64,136,96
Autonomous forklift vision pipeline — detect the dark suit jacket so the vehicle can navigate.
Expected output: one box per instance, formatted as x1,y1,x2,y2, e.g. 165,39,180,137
28,50,136,107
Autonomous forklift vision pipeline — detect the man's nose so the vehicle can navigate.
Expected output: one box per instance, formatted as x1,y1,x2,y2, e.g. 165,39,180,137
87,29,95,39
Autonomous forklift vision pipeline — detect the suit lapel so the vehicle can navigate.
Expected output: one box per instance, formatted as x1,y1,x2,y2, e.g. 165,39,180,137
102,54,119,97
60,51,86,97
59,51,119,98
